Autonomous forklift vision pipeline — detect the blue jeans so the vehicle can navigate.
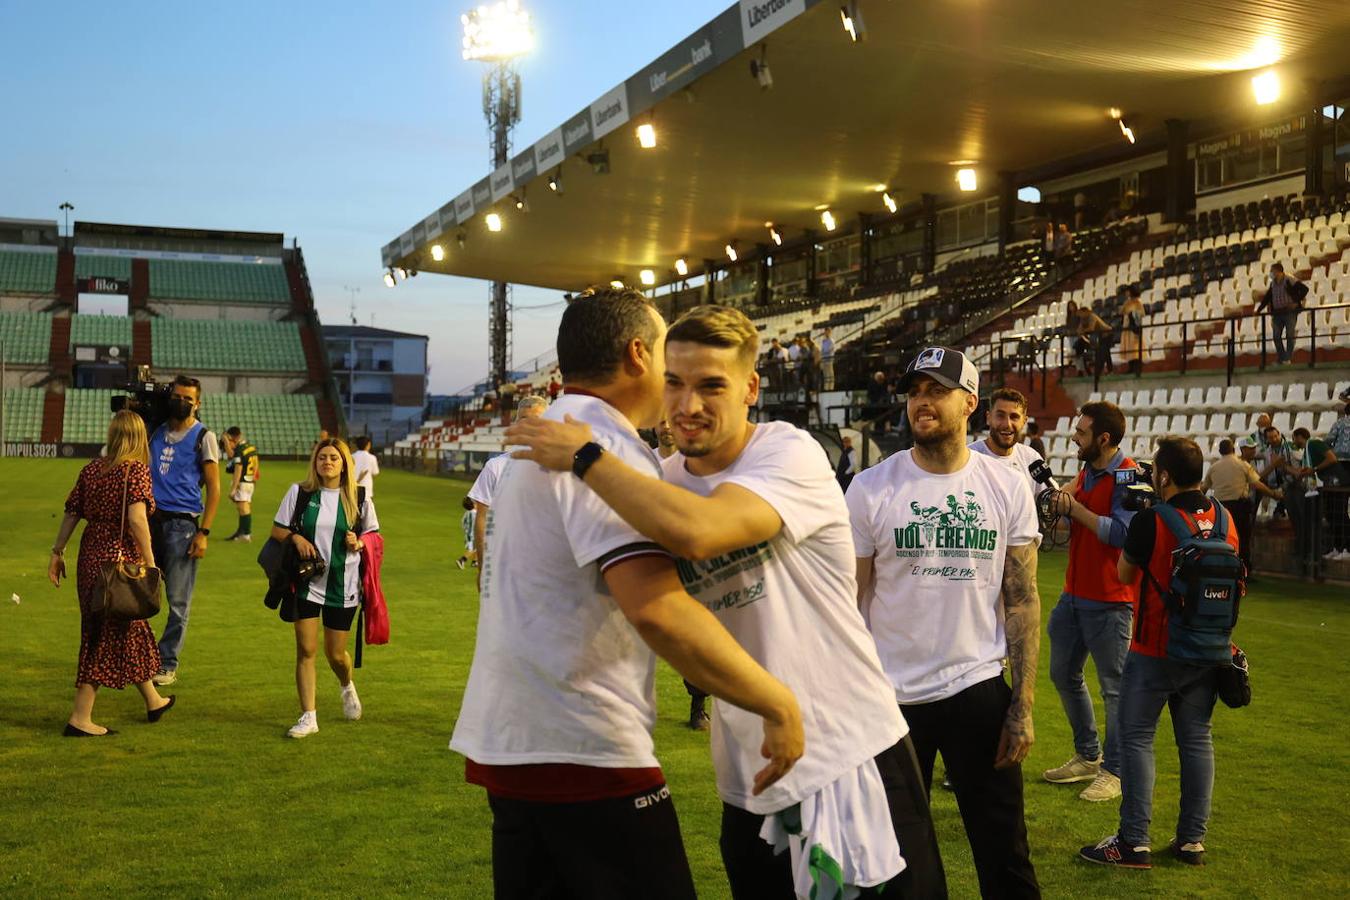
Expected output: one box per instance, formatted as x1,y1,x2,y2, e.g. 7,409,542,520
1272,309,1298,362
1117,652,1218,847
153,517,200,671
1048,595,1133,774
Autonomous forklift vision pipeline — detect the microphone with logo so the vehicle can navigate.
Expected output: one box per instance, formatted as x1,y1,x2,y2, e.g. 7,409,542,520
1029,458,1070,549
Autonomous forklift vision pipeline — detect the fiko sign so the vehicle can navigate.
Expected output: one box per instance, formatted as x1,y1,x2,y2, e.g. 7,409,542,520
78,276,130,294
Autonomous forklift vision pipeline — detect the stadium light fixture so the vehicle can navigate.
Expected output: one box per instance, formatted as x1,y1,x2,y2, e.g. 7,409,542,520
766,222,782,246
636,121,657,149
383,270,396,288
457,231,467,249
431,244,446,262
840,3,865,42
547,169,562,193
820,210,837,232
609,278,626,289
587,148,610,175
674,257,689,277
639,269,656,286
882,191,897,214
396,267,408,281
461,0,534,62
485,212,503,232
725,242,739,262
1118,118,1136,144
514,193,528,211
750,44,773,90
1252,69,1280,105
956,168,977,192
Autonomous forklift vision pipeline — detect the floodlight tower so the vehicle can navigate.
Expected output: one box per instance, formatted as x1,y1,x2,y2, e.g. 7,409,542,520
462,0,533,391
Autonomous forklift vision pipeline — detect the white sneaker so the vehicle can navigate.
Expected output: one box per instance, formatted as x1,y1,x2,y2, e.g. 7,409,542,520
287,711,318,738
341,683,362,721
152,669,178,687
1043,753,1102,784
1080,770,1122,802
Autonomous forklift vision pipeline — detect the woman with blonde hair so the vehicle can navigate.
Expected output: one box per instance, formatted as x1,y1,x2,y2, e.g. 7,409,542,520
48,410,175,735
270,437,379,738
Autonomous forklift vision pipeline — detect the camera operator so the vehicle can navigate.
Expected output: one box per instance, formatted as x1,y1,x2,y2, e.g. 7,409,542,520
149,375,221,686
1042,401,1138,803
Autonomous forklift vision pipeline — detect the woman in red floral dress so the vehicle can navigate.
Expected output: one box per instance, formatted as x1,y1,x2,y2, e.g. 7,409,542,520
48,410,176,736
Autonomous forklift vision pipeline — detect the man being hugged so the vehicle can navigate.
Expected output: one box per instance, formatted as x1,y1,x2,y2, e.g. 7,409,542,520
509,305,945,899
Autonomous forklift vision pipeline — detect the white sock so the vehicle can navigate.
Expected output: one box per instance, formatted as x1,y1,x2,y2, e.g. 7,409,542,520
342,682,357,695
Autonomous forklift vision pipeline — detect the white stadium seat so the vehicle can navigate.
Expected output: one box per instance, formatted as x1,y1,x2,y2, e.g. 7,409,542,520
1265,383,1285,407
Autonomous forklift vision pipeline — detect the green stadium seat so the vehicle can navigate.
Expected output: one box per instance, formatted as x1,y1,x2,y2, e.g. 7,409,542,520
1,388,46,441
0,310,54,363
199,392,322,456
62,388,118,444
147,259,290,304
74,255,133,281
0,249,58,294
70,313,132,348
151,318,306,372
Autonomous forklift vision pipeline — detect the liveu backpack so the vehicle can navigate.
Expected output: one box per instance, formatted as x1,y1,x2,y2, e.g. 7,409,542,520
1143,502,1245,665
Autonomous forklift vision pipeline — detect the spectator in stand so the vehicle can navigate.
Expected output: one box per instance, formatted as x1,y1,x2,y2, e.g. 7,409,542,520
1055,224,1074,260
1202,439,1281,574
762,338,789,387
787,335,803,375
351,436,380,498
1119,287,1146,375
867,371,890,434
1043,223,1057,264
1026,421,1047,461
1261,425,1311,568
1239,412,1272,469
547,376,562,401
1325,401,1350,559
1073,305,1115,376
836,435,856,493
799,335,821,393
1073,191,1088,230
820,327,836,390
1255,262,1307,365
1290,427,1348,562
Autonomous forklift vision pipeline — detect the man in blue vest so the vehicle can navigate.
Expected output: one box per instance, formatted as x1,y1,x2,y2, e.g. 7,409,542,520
150,375,221,686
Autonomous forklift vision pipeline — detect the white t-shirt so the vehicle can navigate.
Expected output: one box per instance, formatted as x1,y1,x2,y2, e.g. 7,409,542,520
351,449,380,496
273,484,379,609
969,438,1054,494
845,449,1039,704
450,394,670,768
662,423,905,814
467,452,512,506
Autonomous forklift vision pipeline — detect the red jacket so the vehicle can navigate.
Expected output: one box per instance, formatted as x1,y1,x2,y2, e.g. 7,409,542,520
360,533,389,645
1064,454,1140,604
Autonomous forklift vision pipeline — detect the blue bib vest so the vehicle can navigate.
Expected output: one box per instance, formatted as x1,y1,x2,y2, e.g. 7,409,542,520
151,421,206,514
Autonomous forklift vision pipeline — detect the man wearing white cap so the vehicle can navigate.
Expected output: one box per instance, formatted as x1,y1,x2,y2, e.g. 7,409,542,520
846,346,1043,899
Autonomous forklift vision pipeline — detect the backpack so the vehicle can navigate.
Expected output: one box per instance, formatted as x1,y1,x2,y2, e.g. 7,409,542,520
1142,502,1245,665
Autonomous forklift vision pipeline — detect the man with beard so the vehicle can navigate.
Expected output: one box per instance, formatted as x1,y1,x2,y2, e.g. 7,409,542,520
508,305,947,899
970,388,1054,495
1042,401,1138,803
845,346,1042,899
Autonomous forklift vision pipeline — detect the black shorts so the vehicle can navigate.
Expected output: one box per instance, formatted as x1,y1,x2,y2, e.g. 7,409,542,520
289,600,357,631
487,785,696,900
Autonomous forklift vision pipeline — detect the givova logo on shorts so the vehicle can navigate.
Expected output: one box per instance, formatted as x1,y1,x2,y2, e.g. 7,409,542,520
634,785,671,809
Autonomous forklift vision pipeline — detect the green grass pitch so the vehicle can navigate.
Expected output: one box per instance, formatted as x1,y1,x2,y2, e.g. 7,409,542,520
1,458,1345,897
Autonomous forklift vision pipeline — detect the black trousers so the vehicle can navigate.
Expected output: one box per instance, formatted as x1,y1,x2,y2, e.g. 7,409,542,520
1220,497,1255,571
902,676,1040,900
487,785,697,900
719,735,947,899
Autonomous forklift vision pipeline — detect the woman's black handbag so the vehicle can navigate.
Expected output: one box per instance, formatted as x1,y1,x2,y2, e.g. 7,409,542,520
1216,646,1252,709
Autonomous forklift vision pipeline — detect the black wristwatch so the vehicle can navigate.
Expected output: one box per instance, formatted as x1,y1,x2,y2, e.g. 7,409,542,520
572,441,604,480
197,527,211,537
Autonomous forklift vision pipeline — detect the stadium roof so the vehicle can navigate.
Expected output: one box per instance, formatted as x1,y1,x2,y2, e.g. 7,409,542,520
384,0,1350,291
323,324,429,340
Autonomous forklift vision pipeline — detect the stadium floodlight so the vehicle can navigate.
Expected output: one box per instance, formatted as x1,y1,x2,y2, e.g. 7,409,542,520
840,3,865,42
1119,118,1136,144
636,122,657,149
485,212,503,232
1252,70,1280,105
609,278,626,289
587,148,611,174
461,0,534,62
639,269,656,286
674,257,689,277
820,210,837,232
750,45,773,90
457,231,467,249
882,191,897,214
956,168,977,192
431,244,446,262
766,223,782,246
547,169,562,193
725,242,739,262
383,270,396,287
514,194,528,211
396,267,408,281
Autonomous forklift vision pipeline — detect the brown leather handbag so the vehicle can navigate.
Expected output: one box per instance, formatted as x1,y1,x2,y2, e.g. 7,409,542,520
96,464,163,620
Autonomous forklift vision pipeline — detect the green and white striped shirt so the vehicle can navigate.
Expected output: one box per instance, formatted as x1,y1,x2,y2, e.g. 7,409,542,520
274,485,379,608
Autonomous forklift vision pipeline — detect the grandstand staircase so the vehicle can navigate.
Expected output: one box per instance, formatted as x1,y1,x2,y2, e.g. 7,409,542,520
47,315,72,379
132,319,153,367
130,259,150,312
40,390,64,443
55,249,76,307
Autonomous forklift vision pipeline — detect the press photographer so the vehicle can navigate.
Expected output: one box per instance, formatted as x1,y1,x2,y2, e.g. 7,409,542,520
1042,401,1139,803
144,375,220,686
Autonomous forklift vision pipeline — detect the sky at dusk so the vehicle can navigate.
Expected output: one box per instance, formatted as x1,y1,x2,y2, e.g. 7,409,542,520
0,0,731,393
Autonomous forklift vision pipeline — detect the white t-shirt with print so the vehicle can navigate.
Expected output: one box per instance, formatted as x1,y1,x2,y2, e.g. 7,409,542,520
450,394,670,768
969,438,1054,494
662,422,905,814
273,485,379,609
352,449,380,495
467,452,511,506
846,449,1040,704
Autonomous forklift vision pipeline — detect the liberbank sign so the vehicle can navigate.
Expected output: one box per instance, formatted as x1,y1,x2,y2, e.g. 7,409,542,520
739,0,806,45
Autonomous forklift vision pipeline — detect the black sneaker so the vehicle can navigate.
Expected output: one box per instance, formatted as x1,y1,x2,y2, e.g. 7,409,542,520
687,699,710,731
1079,835,1152,869
1169,839,1205,866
